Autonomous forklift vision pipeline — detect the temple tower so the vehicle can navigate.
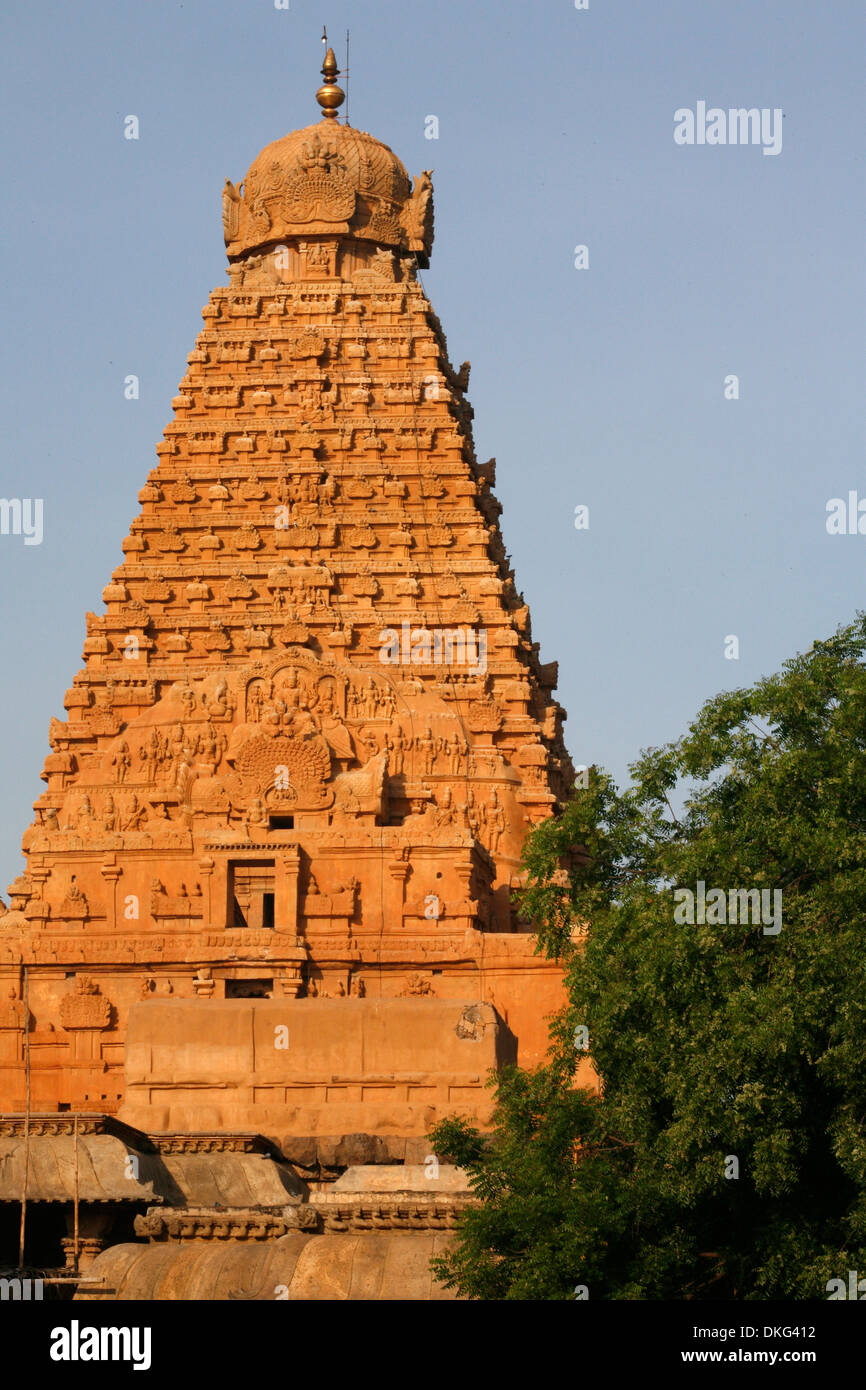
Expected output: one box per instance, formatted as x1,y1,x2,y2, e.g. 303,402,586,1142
0,51,572,1146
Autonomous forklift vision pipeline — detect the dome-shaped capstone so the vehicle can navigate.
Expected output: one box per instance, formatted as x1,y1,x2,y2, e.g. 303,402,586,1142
222,49,433,265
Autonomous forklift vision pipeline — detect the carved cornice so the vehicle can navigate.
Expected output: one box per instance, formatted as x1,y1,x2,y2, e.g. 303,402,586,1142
149,1132,275,1156
0,1113,151,1147
311,1193,472,1231
135,1204,317,1241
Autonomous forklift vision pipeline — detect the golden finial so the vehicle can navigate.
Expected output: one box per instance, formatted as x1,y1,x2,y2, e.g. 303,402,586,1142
316,43,345,120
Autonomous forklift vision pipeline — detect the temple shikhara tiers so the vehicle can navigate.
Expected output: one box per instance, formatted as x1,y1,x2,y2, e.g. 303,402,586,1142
0,50,574,1299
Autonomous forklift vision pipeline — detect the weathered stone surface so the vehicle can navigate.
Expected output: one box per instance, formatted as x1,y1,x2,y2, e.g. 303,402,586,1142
0,1131,161,1204
77,1231,458,1301
331,1133,392,1167
120,997,512,1137
0,1113,304,1206
331,1164,469,1193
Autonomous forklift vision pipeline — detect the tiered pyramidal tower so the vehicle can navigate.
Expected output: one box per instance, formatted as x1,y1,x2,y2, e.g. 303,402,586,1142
0,52,572,1140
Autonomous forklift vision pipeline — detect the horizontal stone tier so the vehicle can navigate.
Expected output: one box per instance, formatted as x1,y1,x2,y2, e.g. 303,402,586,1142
0,921,530,948
169,399,462,419
88,607,520,629
197,305,434,326
193,298,424,320
76,631,526,657
178,356,444,375
65,650,529,675
158,436,471,453
208,281,423,301
94,607,503,628
170,394,458,412
45,709,546,746
125,511,491,532
204,282,432,305
74,644,527,667
144,457,487,476
132,496,494,514
159,423,469,446
53,695,532,723
56,659,535,686
163,412,462,427
157,448,474,467
110,556,505,577
192,316,436,334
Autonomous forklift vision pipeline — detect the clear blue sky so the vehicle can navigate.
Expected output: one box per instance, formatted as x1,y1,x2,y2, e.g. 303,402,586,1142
0,0,863,893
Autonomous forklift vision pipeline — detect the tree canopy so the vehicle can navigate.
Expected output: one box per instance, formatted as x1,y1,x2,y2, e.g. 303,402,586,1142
431,616,866,1299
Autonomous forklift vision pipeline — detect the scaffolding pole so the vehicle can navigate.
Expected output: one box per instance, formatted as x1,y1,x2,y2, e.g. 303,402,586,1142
73,1112,80,1270
17,965,30,1269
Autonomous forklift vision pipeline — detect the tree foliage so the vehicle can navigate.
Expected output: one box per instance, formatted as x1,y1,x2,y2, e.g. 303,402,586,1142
431,617,866,1299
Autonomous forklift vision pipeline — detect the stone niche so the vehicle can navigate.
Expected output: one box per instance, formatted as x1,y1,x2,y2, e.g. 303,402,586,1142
120,996,514,1139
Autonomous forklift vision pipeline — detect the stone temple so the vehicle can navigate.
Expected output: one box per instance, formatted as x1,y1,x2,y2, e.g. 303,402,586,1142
0,50,573,1298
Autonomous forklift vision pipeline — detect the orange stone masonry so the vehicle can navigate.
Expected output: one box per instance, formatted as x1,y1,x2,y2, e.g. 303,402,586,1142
0,58,573,1149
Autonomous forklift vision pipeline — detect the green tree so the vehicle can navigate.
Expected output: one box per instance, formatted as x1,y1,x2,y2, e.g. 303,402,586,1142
431,617,866,1299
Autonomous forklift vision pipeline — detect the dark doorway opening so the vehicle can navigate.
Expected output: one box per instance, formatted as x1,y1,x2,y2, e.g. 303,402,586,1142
225,978,274,999
230,861,275,930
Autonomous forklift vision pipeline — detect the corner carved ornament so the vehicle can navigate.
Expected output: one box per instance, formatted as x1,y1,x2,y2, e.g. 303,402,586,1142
60,975,112,1031
0,988,27,1030
401,170,434,258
